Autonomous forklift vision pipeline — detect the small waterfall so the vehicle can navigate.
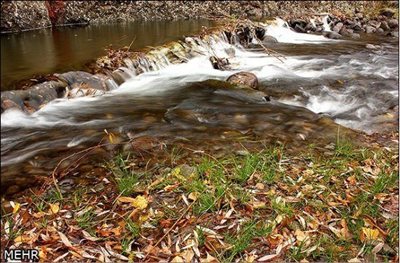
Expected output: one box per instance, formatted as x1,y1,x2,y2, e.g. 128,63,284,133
322,15,331,31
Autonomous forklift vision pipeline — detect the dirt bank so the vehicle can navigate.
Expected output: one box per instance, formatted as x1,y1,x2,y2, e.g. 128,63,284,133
1,1,398,33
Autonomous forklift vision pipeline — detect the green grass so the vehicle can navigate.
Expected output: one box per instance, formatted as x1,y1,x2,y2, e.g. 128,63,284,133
76,208,96,234
224,220,272,261
125,218,140,237
106,154,142,195
371,172,398,194
193,192,217,215
271,197,293,216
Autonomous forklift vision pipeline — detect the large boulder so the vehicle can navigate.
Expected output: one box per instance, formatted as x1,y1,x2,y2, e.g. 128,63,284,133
1,80,67,113
226,72,258,89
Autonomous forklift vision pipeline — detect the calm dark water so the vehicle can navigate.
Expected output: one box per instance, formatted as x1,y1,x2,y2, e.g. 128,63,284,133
1,19,215,90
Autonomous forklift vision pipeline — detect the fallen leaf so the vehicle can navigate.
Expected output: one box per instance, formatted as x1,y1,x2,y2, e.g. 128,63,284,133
118,196,148,210
295,229,308,242
200,252,218,262
371,242,384,254
82,230,100,241
117,197,137,203
360,227,379,242
171,256,184,263
12,202,21,214
58,231,73,247
48,203,60,215
132,195,148,209
188,192,199,201
348,257,362,263
258,253,279,262
14,235,31,243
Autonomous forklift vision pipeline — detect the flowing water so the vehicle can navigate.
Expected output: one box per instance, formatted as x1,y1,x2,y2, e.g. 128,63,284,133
1,19,398,193
1,19,215,90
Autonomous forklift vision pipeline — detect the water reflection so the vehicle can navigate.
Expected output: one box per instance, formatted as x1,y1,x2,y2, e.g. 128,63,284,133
1,19,214,90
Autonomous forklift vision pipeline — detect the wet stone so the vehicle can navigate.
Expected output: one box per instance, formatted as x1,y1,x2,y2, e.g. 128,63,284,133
226,72,258,89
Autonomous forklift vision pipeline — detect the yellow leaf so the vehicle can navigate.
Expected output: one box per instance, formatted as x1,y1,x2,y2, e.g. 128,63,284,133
14,235,31,243
48,203,60,215
171,256,184,263
361,227,379,242
132,195,148,210
12,202,21,214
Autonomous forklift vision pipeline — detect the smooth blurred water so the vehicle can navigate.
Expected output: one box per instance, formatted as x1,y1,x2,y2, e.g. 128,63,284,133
1,19,398,193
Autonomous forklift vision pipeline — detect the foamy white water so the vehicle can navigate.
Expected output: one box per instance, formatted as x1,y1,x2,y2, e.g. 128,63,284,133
1,16,398,171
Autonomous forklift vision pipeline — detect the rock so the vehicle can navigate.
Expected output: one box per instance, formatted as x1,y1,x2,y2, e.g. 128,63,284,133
365,25,376,34
262,35,278,44
386,31,399,37
350,33,360,39
368,20,381,28
255,27,265,40
380,8,395,18
366,44,380,49
56,71,108,91
289,19,308,29
322,31,342,39
1,99,20,113
333,22,343,33
387,19,398,28
380,21,391,31
339,26,353,36
1,80,67,113
304,22,316,32
377,28,384,34
226,72,258,89
294,24,306,33
210,56,230,70
355,12,363,19
351,22,363,32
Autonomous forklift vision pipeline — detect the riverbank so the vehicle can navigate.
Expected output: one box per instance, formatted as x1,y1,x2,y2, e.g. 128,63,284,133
1,1,398,33
1,138,398,262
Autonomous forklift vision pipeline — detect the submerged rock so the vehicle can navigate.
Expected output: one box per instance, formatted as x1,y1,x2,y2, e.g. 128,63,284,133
322,31,342,39
226,72,259,89
262,35,278,44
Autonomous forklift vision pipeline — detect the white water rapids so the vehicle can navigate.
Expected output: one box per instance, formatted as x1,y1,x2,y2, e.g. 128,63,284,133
1,18,398,182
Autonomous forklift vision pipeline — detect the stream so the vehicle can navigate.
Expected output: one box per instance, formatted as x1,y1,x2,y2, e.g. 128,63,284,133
1,19,398,193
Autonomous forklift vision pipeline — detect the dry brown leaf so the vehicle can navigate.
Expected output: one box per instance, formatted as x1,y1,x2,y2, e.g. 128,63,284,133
258,253,279,261
58,231,73,247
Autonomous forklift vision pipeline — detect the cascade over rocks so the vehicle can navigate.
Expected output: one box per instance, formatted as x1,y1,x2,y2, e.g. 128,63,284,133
0,71,115,113
1,81,67,113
